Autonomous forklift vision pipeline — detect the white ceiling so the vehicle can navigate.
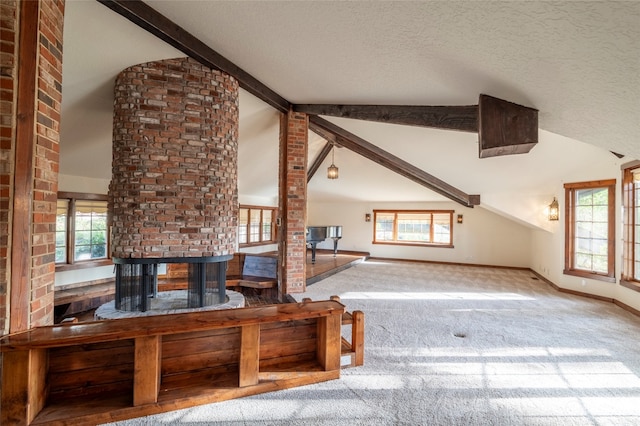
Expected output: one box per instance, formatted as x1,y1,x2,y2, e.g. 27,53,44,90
60,1,639,216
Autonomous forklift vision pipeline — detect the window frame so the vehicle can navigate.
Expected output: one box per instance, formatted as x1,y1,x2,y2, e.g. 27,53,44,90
55,192,111,272
563,179,616,283
238,205,277,248
372,209,454,248
621,161,640,292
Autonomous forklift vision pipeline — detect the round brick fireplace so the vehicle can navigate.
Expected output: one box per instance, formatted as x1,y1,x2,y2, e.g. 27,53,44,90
109,57,239,311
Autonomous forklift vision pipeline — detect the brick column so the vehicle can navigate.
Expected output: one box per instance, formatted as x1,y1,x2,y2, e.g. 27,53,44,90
278,109,308,295
110,58,238,259
3,0,64,333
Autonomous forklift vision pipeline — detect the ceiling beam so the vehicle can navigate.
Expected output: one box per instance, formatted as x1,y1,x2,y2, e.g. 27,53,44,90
295,104,478,132
307,142,333,183
309,116,480,207
97,0,290,113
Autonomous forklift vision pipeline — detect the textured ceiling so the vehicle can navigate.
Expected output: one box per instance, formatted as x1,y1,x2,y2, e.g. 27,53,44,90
145,0,639,157
60,1,639,218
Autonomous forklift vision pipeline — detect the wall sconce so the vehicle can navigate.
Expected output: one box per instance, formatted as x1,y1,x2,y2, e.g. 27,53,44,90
457,214,463,224
327,145,339,179
365,213,371,222
548,197,559,221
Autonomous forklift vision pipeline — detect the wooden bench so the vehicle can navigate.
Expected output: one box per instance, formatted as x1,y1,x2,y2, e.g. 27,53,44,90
1,300,346,426
54,278,116,321
226,254,277,298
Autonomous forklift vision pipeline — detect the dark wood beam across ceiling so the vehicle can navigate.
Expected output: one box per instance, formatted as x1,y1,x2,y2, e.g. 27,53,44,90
309,116,480,208
97,0,290,113
96,0,480,206
295,104,478,133
307,142,333,183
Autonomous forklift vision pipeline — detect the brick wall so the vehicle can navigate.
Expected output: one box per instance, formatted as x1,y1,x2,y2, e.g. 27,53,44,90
31,0,64,327
0,0,17,335
278,110,308,294
110,57,239,259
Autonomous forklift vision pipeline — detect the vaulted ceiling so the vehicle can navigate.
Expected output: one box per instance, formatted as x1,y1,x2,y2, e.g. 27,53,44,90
60,1,639,219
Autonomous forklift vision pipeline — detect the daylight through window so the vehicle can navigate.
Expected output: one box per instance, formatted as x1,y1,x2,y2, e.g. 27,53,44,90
55,193,110,268
373,210,453,247
622,164,640,288
238,206,276,247
563,180,615,282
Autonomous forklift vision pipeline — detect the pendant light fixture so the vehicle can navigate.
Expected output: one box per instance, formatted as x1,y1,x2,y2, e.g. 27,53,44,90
327,145,339,179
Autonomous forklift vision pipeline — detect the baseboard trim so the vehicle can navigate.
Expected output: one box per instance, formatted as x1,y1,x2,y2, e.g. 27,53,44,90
530,270,638,318
367,256,529,271
363,257,639,319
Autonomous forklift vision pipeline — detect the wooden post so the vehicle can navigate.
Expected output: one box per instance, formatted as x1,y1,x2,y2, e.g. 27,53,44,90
1,349,47,425
239,324,260,387
352,311,365,366
317,313,341,371
133,335,161,406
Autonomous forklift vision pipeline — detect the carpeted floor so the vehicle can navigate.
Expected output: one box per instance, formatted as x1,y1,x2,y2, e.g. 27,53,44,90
105,260,640,425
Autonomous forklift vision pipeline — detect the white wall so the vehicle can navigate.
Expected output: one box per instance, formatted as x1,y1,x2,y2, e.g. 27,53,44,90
308,201,531,268
529,156,640,313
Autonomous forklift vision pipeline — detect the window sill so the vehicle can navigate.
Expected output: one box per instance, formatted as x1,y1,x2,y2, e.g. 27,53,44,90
563,269,615,283
373,241,454,249
239,241,277,248
620,279,640,293
56,259,113,272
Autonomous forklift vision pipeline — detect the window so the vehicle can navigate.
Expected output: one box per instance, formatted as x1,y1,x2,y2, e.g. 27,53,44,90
373,210,453,247
238,205,276,247
56,192,110,270
621,162,640,291
563,180,615,282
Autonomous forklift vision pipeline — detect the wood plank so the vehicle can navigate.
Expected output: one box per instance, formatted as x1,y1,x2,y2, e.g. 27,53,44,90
134,335,161,406
309,116,480,207
161,349,240,376
162,330,240,358
48,364,134,394
239,324,260,387
260,337,316,361
478,94,538,158
49,342,134,372
260,321,316,343
238,278,277,289
307,141,333,182
242,255,277,279
30,349,48,424
352,310,365,366
0,300,345,351
10,0,40,334
97,0,290,113
296,104,478,132
316,313,342,371
1,350,30,425
0,349,48,424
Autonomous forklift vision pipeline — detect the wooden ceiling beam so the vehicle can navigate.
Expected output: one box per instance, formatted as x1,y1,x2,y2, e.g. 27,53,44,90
309,116,480,207
295,104,478,132
97,0,290,113
307,142,333,183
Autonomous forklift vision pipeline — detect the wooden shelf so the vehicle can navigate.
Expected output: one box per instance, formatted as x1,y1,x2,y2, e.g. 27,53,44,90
2,301,347,426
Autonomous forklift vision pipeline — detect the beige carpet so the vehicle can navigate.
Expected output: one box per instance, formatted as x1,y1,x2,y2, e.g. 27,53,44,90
106,260,640,425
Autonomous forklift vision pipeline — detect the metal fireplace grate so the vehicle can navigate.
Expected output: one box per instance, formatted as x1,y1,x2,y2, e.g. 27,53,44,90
114,255,231,312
